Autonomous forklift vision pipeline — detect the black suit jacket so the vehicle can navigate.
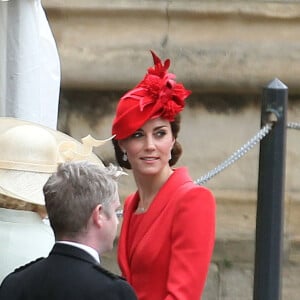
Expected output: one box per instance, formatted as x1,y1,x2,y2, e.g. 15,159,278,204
0,243,137,300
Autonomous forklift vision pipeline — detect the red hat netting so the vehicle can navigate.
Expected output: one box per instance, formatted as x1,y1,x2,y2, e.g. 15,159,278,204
112,50,191,140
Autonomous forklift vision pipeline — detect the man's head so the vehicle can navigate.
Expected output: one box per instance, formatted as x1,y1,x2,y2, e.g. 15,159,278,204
43,161,123,253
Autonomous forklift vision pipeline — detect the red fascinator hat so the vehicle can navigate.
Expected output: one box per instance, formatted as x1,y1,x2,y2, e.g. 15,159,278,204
112,50,191,140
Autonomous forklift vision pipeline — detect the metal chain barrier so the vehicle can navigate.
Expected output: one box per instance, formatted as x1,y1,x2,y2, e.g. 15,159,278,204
194,123,273,185
287,122,300,130
195,121,300,185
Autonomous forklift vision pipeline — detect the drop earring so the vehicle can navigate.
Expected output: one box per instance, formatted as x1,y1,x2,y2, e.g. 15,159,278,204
122,151,128,162
169,152,172,160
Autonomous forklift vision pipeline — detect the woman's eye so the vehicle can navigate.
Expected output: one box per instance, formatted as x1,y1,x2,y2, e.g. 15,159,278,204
131,132,143,138
155,130,167,137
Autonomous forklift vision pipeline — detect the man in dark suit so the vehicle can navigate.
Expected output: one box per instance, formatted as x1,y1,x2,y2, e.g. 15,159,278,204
0,161,137,300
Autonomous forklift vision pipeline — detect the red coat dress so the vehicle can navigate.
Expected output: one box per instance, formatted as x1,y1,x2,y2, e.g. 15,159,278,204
118,167,216,300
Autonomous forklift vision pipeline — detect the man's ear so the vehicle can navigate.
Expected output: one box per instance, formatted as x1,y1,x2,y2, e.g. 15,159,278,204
92,204,104,228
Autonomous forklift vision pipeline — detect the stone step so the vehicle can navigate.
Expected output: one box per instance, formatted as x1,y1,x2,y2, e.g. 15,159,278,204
213,190,300,264
203,261,300,300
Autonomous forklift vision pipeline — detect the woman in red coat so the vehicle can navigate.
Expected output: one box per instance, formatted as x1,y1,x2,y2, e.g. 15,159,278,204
112,50,216,300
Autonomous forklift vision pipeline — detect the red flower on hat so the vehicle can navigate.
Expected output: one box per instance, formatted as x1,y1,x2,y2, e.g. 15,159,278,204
112,50,192,140
121,50,191,122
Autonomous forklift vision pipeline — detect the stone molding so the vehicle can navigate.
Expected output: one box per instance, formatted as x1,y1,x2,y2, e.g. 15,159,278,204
43,1,300,93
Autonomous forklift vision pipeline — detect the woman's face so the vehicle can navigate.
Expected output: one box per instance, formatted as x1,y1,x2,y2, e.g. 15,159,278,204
119,118,175,176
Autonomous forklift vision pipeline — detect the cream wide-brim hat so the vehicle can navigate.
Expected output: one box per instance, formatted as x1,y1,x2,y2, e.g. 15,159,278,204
0,117,110,206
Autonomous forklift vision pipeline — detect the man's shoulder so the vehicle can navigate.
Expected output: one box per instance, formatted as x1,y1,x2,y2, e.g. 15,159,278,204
13,257,44,274
0,257,44,288
93,264,124,280
92,265,137,299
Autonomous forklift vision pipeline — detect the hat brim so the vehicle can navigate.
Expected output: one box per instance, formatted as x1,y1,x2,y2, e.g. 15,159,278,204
0,170,50,206
0,117,104,206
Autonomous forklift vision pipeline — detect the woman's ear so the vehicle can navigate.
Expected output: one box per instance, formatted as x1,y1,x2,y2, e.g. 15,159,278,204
118,140,125,153
171,137,176,148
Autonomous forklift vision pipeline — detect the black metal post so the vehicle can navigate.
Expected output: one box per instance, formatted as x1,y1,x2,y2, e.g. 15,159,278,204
253,78,288,300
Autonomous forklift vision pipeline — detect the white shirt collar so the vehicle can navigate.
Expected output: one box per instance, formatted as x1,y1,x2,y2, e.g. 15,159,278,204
57,241,100,264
